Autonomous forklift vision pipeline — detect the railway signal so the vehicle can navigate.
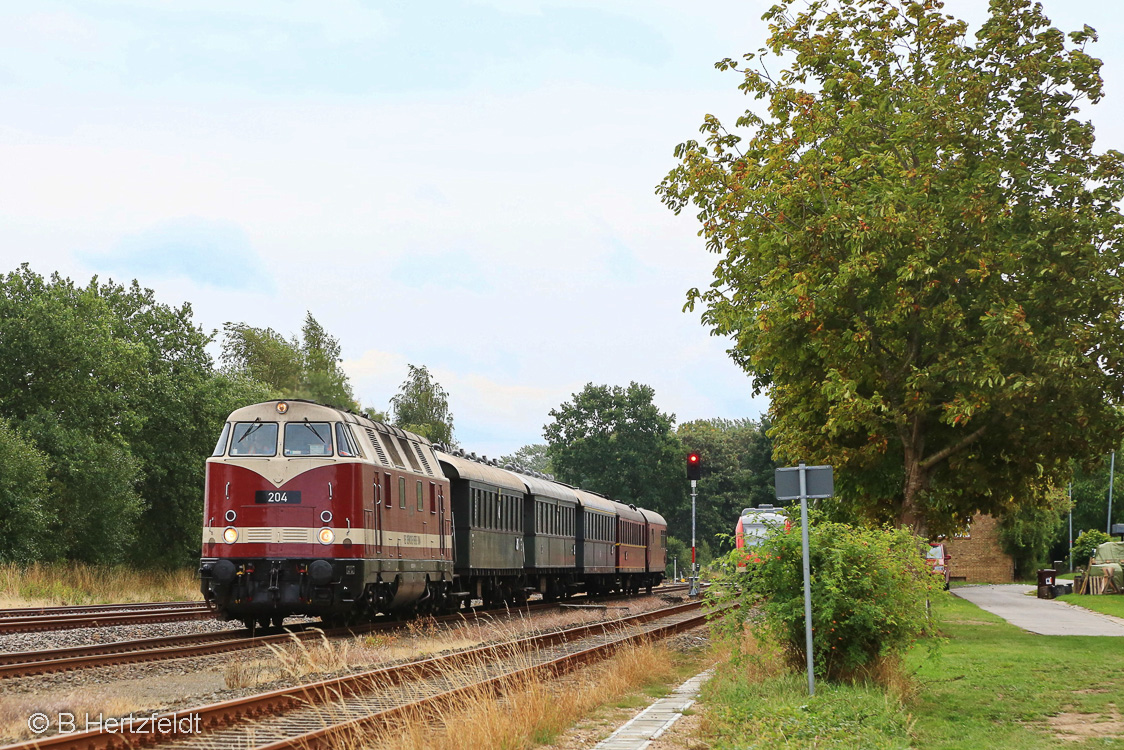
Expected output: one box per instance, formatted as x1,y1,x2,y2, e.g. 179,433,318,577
686,452,702,596
686,452,701,480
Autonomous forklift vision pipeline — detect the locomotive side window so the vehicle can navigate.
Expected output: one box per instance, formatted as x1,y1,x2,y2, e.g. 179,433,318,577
335,423,363,457
212,423,231,456
283,422,332,456
399,477,406,509
416,480,424,512
229,422,278,456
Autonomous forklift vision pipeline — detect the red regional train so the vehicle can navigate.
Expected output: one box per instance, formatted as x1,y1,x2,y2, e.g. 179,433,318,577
198,400,667,628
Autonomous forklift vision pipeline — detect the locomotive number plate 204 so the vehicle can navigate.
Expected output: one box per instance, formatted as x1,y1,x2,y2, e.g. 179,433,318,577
255,491,302,504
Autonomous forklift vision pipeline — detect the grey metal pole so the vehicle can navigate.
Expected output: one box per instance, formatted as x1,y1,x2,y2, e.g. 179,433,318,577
799,462,814,696
1109,452,1116,535
690,479,698,597
1068,482,1073,573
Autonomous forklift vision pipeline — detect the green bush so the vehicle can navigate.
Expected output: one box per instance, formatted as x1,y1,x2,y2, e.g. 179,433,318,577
1072,529,1112,568
710,519,940,680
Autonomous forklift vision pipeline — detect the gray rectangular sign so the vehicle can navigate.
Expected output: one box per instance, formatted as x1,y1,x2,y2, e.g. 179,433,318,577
775,465,834,500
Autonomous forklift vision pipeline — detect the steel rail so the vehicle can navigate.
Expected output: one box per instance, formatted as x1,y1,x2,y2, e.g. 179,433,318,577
0,600,709,750
0,606,214,635
0,601,204,619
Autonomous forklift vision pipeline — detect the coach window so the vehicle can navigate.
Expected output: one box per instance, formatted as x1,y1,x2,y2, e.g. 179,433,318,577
212,423,230,456
230,422,278,456
399,477,406,509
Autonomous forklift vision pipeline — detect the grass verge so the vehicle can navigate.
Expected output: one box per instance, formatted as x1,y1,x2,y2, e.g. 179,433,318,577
0,562,200,607
695,593,1124,749
1056,592,1124,619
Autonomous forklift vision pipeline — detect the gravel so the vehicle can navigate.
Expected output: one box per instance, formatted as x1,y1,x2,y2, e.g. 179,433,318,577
0,616,249,656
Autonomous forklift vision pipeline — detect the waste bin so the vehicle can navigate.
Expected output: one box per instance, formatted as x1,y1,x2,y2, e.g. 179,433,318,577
1037,568,1057,599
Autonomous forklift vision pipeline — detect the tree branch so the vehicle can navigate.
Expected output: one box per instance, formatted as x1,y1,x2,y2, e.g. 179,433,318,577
919,424,988,471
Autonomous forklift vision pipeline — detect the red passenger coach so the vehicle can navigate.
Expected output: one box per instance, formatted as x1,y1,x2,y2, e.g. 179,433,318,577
640,508,667,584
199,400,453,628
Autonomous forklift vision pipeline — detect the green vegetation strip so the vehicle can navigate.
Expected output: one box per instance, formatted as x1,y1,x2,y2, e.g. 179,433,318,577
1055,593,1124,620
699,594,1124,749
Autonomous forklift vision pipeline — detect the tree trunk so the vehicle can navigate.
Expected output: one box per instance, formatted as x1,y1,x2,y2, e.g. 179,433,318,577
901,454,928,537
900,418,928,537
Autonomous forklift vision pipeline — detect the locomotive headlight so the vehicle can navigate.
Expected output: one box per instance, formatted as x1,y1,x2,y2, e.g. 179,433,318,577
318,527,335,545
223,527,239,544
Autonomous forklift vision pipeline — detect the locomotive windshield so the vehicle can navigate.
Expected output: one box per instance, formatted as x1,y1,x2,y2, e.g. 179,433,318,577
284,421,332,456
229,422,278,456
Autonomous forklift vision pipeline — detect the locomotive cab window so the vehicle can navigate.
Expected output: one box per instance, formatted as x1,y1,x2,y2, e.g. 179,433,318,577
212,423,231,456
229,422,278,456
335,423,363,458
283,422,332,456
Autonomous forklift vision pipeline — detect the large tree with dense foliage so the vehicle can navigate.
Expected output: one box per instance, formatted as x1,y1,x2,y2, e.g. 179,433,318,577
0,265,272,566
390,364,456,446
677,418,778,552
544,382,685,529
659,0,1124,533
221,313,359,411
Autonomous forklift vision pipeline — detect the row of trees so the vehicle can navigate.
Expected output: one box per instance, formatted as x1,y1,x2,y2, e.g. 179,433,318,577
537,382,779,564
0,264,463,568
0,265,273,566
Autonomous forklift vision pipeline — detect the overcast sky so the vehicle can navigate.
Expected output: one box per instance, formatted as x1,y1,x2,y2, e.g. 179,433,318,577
3,0,1121,458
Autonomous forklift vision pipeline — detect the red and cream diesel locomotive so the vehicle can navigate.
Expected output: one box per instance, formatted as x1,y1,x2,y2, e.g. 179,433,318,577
199,400,667,628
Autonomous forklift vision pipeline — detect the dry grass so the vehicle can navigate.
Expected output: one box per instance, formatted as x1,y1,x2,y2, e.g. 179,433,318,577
322,639,694,750
0,562,200,607
0,692,143,742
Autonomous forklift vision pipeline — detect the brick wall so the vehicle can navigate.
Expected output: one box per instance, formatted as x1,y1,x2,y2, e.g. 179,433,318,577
943,513,1014,583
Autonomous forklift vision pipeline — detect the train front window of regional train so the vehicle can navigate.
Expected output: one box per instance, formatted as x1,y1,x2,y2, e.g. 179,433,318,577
283,422,332,456
212,423,230,456
229,422,278,456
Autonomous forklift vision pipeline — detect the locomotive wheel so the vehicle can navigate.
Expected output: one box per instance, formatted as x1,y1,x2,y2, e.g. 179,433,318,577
271,615,285,629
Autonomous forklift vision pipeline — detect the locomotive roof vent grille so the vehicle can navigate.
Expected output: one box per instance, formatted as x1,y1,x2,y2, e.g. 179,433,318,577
363,427,390,466
414,444,433,475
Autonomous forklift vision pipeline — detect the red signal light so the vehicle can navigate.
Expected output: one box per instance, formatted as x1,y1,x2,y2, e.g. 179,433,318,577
687,453,702,480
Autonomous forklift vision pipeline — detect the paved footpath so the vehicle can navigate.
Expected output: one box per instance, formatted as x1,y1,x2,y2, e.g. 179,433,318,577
593,669,715,750
953,584,1124,636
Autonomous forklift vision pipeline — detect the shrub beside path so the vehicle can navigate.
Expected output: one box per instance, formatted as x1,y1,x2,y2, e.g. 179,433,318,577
952,584,1124,636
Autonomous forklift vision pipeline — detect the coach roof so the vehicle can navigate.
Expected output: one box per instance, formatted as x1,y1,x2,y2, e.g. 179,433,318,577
517,474,580,503
570,487,615,515
434,450,525,493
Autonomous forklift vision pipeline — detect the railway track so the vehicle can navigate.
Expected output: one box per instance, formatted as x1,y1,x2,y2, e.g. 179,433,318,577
0,601,204,619
0,603,214,635
0,584,695,679
2,599,711,750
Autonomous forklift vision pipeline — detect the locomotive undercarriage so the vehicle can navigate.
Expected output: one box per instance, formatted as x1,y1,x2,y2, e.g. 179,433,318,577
199,557,456,627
